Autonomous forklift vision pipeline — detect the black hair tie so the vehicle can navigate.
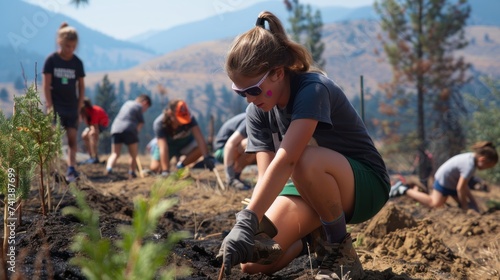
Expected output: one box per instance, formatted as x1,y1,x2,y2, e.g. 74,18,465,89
255,17,266,28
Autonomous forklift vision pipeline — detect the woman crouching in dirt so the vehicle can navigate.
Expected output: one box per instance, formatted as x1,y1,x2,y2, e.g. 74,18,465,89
390,141,498,212
217,11,390,279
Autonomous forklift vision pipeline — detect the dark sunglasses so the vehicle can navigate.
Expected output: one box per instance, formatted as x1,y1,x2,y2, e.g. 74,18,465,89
231,70,270,97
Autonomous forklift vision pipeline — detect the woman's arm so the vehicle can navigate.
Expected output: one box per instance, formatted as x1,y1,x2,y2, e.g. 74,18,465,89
77,77,85,111
456,176,471,210
248,118,317,220
191,125,210,157
158,137,170,172
255,150,274,182
466,190,480,212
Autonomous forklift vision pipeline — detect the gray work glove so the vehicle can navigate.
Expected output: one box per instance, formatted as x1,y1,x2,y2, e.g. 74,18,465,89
257,215,278,238
252,215,282,265
217,209,258,276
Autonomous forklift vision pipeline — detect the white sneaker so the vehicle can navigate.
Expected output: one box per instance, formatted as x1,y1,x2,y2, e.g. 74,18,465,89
389,181,408,198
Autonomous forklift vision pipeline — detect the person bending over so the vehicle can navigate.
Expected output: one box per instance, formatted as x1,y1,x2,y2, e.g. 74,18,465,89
217,11,390,279
213,112,256,190
80,97,109,164
390,141,498,212
105,94,151,179
152,99,214,176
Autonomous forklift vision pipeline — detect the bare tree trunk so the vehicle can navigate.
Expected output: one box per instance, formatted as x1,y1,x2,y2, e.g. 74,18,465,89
46,169,52,212
416,0,428,185
16,201,22,227
207,114,214,154
2,198,8,259
39,157,47,216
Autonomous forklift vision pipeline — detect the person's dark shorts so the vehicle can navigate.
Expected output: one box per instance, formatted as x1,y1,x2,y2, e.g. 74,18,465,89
347,157,389,224
53,111,79,129
112,131,139,145
98,125,107,133
278,157,390,224
433,181,458,196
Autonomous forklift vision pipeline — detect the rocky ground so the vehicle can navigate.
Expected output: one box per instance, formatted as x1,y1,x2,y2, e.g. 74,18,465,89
3,155,500,280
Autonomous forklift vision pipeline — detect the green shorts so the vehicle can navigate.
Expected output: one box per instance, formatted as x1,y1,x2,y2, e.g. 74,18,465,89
214,148,224,163
278,157,389,224
279,182,300,196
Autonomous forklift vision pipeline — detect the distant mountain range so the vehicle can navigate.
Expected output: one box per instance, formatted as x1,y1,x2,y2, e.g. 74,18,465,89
129,0,500,54
1,0,498,83
129,2,377,54
0,0,156,82
0,0,499,117
78,22,499,115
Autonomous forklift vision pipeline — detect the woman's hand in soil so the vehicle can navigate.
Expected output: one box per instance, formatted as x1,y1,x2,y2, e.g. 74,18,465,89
217,209,259,275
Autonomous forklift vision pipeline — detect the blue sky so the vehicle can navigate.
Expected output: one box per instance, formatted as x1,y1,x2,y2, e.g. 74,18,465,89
26,0,375,40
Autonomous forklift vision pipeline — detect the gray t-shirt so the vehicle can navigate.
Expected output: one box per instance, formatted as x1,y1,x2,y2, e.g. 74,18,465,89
246,72,389,185
110,100,144,135
434,152,475,190
213,113,247,151
153,114,198,153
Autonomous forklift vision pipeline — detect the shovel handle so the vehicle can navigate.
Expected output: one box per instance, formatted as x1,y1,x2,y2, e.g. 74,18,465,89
217,263,225,280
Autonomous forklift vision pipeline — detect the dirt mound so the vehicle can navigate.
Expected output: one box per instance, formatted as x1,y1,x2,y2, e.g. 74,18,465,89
3,157,500,280
357,199,500,280
366,218,472,279
364,204,418,238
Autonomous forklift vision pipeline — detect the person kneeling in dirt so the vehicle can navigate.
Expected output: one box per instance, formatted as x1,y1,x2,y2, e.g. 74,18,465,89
390,141,498,212
105,94,151,179
152,99,214,177
217,11,390,279
213,112,255,190
80,97,109,164
229,183,330,276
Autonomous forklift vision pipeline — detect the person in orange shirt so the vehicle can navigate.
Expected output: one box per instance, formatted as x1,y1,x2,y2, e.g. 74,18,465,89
152,99,214,176
80,97,109,164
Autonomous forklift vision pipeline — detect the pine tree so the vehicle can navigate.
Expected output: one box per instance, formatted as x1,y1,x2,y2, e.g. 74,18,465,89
465,77,500,184
0,88,8,102
374,0,471,178
117,80,127,104
70,0,88,7
284,0,326,69
186,89,195,109
14,76,25,91
204,83,216,119
94,74,119,154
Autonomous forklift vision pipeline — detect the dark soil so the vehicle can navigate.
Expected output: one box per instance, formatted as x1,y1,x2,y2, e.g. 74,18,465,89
3,156,500,280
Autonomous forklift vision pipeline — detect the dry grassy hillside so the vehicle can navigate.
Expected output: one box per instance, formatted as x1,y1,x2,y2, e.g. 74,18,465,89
84,39,233,113
1,84,23,116
2,21,498,115
457,25,500,75
84,21,500,106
